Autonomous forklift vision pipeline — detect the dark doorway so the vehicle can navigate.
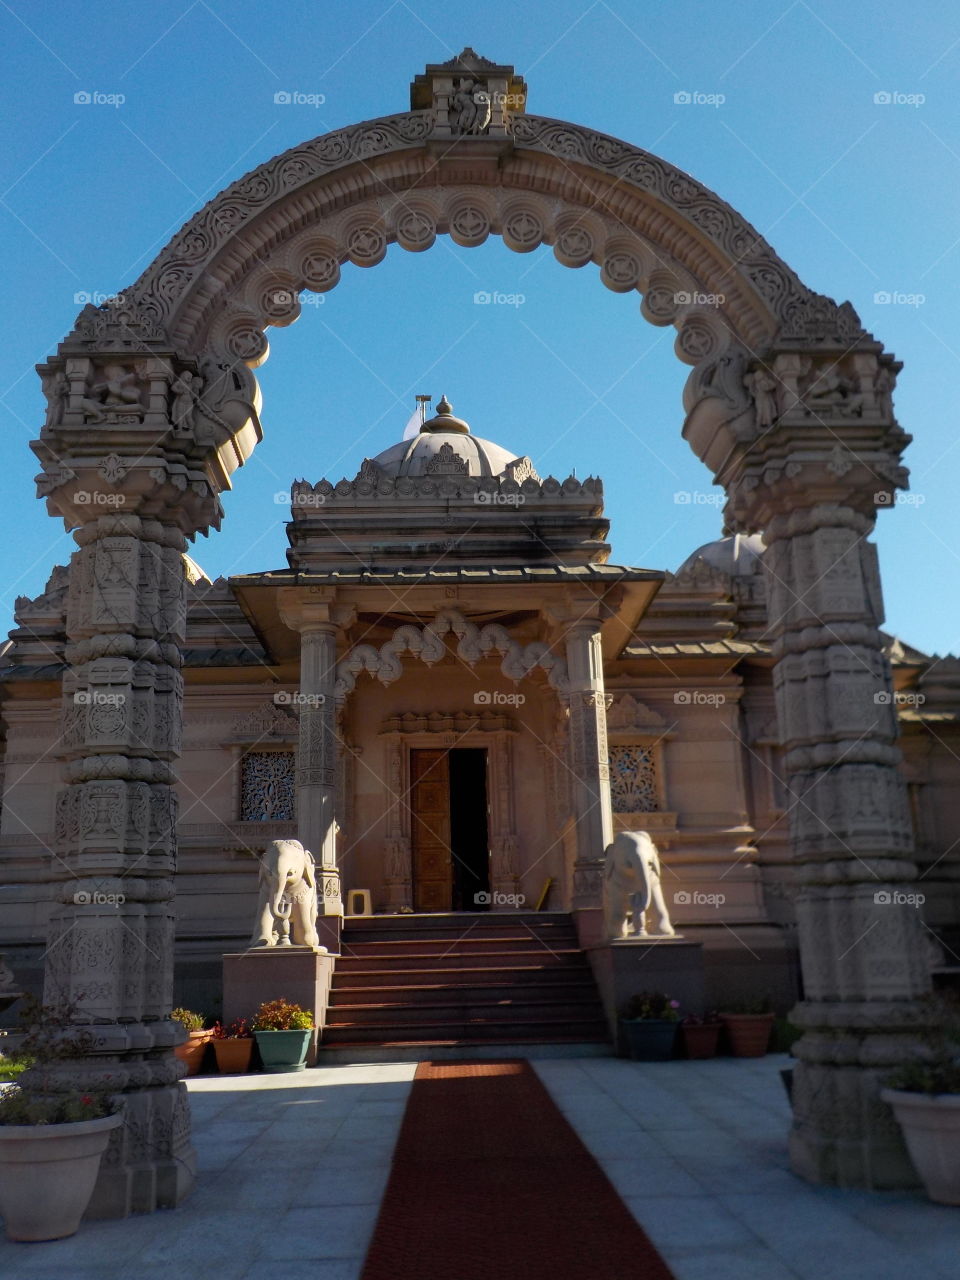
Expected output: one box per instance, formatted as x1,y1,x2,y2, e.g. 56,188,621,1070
410,747,489,911
449,748,490,911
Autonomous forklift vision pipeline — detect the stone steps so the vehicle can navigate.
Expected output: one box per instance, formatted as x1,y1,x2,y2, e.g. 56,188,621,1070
320,912,610,1053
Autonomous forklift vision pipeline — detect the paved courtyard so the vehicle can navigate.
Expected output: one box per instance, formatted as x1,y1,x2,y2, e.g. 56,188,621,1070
0,1053,956,1279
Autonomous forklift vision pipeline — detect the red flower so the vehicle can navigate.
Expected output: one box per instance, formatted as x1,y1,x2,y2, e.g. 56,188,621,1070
81,1094,93,1106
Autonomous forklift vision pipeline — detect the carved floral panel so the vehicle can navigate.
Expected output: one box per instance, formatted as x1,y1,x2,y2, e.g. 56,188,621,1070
609,744,659,814
240,751,296,821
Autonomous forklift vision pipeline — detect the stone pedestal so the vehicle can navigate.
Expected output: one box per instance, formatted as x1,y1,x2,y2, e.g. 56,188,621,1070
223,948,336,1064
586,937,705,1043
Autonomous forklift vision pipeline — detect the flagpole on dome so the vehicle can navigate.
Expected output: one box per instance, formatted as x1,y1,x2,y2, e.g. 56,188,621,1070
403,394,432,440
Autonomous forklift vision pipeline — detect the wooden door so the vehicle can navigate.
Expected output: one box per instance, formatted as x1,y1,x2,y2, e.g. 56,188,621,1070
410,749,452,912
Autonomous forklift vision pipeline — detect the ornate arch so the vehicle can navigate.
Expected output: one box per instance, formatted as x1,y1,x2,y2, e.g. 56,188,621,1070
335,608,568,698
30,50,927,1204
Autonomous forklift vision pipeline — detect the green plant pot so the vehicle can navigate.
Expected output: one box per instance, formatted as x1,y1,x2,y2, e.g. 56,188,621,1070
620,1018,677,1061
254,1029,311,1072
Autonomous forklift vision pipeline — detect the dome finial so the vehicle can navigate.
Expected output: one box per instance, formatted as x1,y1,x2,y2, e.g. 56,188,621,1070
420,394,470,434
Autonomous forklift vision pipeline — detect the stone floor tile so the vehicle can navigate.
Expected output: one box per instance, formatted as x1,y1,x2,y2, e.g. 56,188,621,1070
270,1204,377,1259
624,1193,759,1249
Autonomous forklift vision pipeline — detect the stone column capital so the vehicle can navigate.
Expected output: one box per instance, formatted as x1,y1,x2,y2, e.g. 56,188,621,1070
277,588,355,634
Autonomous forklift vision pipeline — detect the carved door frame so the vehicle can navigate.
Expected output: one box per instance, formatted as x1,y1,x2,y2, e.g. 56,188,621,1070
379,720,519,911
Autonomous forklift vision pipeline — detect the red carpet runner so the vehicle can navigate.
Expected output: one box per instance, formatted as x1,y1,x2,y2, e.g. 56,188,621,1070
360,1060,676,1280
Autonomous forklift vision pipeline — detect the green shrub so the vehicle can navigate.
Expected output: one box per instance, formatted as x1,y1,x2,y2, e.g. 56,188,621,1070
170,1007,205,1032
252,1000,313,1031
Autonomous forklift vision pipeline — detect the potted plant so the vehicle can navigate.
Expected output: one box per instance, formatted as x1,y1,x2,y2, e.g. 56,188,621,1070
618,992,681,1061
212,1017,255,1074
880,1006,960,1205
171,1007,212,1076
0,996,122,1241
252,1000,313,1072
719,998,775,1057
679,1012,721,1059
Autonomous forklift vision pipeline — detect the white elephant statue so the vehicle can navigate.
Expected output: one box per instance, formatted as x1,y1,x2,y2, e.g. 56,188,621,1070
603,830,676,940
251,839,323,949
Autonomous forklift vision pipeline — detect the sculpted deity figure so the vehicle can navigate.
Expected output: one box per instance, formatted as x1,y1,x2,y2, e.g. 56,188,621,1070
171,371,201,433
603,830,676,940
80,362,143,421
745,367,780,428
804,369,864,417
44,370,69,429
450,77,491,134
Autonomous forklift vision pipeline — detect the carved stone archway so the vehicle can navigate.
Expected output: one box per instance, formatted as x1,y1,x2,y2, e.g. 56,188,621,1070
31,49,925,1210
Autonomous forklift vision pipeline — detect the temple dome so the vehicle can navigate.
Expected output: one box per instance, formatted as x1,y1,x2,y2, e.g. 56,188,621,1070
370,396,536,479
677,532,766,577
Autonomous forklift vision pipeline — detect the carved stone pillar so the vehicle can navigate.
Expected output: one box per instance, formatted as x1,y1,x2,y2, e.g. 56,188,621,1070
488,733,520,905
30,312,253,1217
278,595,353,918
563,621,614,908
382,735,412,910
719,346,931,1188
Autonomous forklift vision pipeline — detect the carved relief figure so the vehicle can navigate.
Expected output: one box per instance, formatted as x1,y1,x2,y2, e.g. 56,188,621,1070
80,362,144,421
44,370,69,428
603,830,675,940
451,77,491,134
745,367,780,427
251,838,321,948
171,371,202,432
803,369,864,417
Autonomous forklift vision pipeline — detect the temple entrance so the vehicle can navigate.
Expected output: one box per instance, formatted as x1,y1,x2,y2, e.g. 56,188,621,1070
410,747,490,912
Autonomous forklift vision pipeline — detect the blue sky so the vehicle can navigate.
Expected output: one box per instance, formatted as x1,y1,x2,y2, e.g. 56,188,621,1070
1,0,958,655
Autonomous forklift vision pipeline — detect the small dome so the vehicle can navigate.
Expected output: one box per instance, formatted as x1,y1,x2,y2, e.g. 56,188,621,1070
677,532,766,577
371,396,532,479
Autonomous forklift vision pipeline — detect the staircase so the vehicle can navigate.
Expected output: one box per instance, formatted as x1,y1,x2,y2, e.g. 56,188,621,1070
320,912,611,1061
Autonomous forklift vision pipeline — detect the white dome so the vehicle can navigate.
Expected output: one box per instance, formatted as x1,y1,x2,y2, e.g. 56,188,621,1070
372,430,525,478
677,532,766,577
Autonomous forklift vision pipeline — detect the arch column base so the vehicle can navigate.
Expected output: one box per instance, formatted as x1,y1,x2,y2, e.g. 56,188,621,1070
87,1082,196,1218
789,1061,918,1190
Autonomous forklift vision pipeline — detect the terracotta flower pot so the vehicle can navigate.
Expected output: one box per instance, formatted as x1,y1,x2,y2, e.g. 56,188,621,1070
881,1088,960,1205
174,1029,212,1076
0,1111,123,1241
680,1022,721,1059
720,1012,774,1057
213,1037,254,1074
620,1018,677,1061
254,1029,311,1072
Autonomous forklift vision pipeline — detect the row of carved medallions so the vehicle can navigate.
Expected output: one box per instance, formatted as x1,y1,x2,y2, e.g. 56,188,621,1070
113,111,858,350
194,186,736,370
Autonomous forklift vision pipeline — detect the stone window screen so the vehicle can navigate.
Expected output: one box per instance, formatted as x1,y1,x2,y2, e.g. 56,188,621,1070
610,744,659,813
240,750,296,821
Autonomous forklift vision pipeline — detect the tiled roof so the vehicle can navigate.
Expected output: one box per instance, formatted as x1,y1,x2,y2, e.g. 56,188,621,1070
230,564,662,586
623,639,770,657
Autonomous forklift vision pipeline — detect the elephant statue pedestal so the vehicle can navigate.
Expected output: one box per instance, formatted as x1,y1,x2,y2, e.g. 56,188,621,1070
584,936,706,1045
222,948,336,1065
